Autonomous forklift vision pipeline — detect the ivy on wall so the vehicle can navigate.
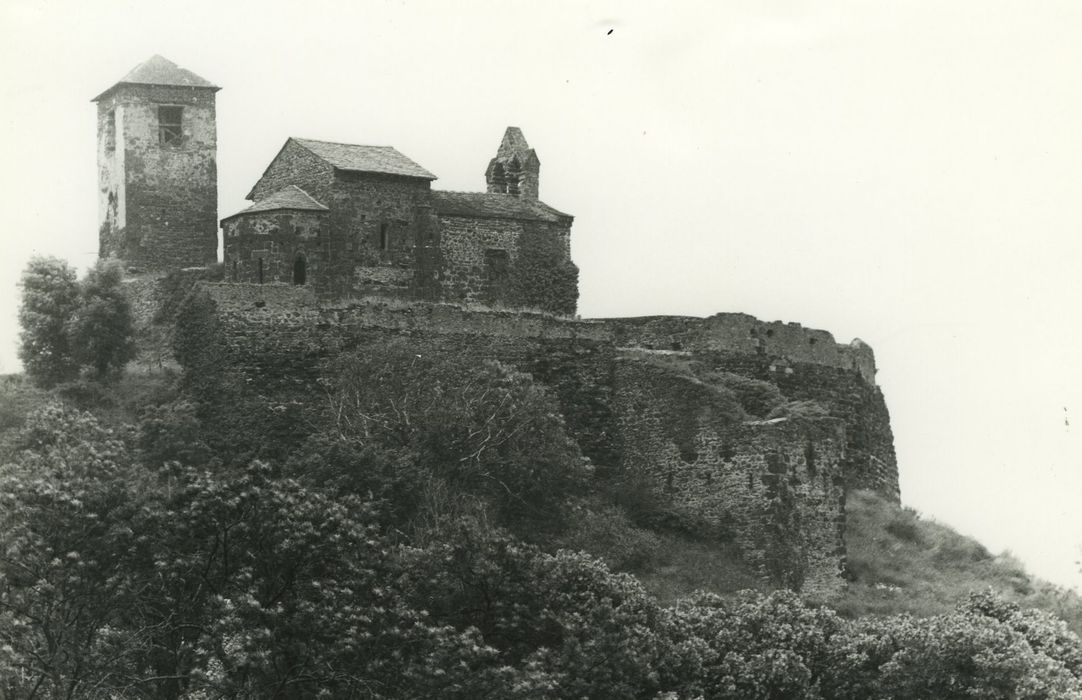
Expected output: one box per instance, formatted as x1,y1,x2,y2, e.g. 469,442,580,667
508,230,579,316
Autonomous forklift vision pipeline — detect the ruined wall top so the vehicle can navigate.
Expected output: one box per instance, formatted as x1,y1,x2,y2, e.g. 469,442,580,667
191,284,878,384
600,313,877,384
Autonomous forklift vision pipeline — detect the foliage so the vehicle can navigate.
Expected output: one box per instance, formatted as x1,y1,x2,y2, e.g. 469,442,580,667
68,259,136,379
17,256,80,386
2,404,1081,697
558,501,663,572
507,230,579,316
4,371,1082,697
659,590,843,699
135,399,213,467
17,257,137,386
397,522,668,698
322,340,590,536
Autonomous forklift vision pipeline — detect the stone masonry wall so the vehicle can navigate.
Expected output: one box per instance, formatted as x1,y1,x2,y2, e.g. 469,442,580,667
690,351,899,500
437,215,573,307
248,140,336,204
603,314,877,385
98,85,218,270
331,172,432,298
223,211,327,288
613,358,847,595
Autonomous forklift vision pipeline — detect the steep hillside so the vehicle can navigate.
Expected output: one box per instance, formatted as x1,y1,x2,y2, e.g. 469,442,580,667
836,489,1082,635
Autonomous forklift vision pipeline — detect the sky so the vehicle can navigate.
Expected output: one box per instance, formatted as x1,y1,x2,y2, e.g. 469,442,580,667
1,0,1080,590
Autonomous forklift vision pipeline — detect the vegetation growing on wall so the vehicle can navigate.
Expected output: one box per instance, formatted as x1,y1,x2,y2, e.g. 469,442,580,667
508,230,579,315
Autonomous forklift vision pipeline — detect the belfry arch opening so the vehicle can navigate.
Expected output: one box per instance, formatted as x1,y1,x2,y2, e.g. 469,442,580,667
292,253,307,285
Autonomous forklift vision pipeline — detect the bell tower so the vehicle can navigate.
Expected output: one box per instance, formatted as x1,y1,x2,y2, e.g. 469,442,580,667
485,126,540,200
92,55,220,270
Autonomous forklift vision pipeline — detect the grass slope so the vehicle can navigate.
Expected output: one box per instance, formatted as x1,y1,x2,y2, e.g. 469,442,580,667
835,489,1082,635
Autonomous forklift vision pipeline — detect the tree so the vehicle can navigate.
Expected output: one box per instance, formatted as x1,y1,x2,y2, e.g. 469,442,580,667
17,257,80,386
68,259,136,378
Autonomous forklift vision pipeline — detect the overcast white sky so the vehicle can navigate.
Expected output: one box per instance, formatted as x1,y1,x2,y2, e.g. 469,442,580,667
1,0,1080,590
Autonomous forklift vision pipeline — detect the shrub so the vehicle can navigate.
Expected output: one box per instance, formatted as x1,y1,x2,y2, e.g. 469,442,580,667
560,502,664,571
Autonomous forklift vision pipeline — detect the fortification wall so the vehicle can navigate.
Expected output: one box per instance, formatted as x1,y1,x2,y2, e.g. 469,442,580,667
177,283,618,463
612,358,847,595
121,267,220,370
174,284,896,591
177,285,896,495
602,314,877,385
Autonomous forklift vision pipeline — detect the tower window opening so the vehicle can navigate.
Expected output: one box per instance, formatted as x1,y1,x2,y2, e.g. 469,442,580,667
104,110,116,152
293,253,307,285
379,223,389,251
258,258,264,284
158,106,183,146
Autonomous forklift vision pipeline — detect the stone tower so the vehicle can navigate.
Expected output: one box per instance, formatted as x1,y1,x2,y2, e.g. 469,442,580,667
485,126,540,200
92,55,220,270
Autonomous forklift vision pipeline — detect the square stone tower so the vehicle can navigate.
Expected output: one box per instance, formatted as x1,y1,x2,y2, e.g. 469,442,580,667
92,56,220,270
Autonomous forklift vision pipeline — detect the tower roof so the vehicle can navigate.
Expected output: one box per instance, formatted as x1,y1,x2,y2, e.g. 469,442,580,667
92,55,220,102
492,126,539,165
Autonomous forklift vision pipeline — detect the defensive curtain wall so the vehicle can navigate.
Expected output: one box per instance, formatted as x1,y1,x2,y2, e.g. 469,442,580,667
173,282,899,594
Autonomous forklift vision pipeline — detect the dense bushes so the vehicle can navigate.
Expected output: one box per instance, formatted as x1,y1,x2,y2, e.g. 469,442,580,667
319,340,591,538
3,403,1082,698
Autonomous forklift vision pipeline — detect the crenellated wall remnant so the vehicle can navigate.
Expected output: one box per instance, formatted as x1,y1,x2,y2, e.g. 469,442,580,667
603,314,877,385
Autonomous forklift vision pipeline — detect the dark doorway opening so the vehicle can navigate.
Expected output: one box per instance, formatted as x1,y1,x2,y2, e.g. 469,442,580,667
293,253,307,285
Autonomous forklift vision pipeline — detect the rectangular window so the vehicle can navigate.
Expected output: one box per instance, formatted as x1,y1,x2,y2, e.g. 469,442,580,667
104,110,116,152
158,106,183,146
485,248,510,282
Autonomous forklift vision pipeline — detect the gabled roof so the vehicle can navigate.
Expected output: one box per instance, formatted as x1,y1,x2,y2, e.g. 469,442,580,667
293,138,437,180
431,191,570,223
221,185,328,223
92,55,219,102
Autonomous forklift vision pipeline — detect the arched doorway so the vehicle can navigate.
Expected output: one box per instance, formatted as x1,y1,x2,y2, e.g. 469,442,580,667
292,253,307,285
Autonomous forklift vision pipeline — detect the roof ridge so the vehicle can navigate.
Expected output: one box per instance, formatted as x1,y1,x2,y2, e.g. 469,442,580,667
293,137,396,149
433,190,523,196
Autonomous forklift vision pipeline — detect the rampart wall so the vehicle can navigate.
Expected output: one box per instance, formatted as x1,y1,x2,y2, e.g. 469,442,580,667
613,358,847,595
173,282,898,592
